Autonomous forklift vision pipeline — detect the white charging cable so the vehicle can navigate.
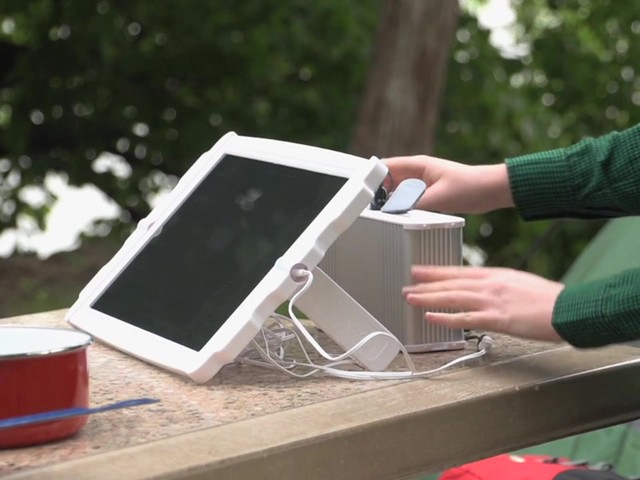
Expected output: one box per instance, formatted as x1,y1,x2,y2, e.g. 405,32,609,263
238,267,493,380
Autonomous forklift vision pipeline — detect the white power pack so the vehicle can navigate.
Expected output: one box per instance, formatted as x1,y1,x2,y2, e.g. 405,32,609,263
319,208,466,353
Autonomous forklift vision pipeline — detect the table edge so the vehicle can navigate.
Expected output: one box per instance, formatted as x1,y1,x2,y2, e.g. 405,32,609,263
7,344,640,480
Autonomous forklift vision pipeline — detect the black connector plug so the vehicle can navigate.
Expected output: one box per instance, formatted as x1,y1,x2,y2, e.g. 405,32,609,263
370,185,387,210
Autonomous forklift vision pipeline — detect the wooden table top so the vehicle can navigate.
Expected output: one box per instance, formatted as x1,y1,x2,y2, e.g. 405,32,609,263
2,309,640,480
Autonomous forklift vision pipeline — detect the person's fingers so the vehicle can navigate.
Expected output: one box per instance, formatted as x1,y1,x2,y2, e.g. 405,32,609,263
383,156,428,184
404,290,487,312
410,265,493,283
400,265,565,342
426,311,563,342
412,181,448,211
424,311,503,332
402,278,483,296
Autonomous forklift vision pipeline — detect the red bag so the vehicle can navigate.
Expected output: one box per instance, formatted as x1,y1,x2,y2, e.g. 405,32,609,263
439,454,629,480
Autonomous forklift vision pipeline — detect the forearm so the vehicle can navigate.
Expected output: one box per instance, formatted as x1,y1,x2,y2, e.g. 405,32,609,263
476,163,515,211
505,123,640,220
552,267,640,347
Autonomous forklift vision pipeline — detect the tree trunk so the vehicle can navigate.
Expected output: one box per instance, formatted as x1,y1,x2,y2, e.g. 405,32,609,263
351,0,459,158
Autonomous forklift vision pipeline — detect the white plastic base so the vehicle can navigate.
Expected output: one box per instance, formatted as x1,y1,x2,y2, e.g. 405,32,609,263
295,267,399,371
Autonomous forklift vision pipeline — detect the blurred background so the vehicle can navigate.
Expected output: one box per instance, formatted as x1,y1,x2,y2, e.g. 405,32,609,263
2,0,640,475
0,0,638,317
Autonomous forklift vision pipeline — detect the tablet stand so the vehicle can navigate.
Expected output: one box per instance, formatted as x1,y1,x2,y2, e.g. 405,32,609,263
294,267,400,371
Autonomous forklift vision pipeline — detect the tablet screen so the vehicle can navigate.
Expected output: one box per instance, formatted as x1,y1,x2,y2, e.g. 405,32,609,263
91,155,346,350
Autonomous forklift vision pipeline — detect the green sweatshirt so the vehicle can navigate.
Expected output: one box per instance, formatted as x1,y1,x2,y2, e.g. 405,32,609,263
506,123,640,348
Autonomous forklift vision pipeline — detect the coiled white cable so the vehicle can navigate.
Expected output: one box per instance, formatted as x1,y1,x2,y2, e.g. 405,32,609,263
237,268,493,380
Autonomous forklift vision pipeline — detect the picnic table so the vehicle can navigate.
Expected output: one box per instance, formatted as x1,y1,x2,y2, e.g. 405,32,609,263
2,308,640,480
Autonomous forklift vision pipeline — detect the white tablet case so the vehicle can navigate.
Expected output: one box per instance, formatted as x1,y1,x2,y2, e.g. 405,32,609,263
66,132,399,383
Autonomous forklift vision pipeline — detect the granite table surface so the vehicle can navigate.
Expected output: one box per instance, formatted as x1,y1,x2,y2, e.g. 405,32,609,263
2,309,640,480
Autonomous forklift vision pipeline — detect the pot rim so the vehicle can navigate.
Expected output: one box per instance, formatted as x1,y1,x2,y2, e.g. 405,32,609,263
0,326,93,360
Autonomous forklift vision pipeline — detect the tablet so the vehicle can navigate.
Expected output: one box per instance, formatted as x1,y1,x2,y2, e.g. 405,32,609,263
66,132,387,383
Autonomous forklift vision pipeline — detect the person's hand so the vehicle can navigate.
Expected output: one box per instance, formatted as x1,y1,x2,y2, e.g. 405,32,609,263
402,265,565,342
383,155,514,214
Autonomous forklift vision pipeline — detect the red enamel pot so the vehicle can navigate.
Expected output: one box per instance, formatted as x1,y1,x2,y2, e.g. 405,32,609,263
0,326,92,448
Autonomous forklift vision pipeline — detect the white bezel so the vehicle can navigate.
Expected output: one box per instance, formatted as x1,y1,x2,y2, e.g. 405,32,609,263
66,132,387,383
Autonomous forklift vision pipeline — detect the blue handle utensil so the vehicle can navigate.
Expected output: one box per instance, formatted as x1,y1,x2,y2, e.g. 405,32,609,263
0,397,160,430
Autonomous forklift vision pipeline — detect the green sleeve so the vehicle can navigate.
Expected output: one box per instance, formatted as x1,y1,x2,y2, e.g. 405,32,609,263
505,123,640,220
552,267,640,347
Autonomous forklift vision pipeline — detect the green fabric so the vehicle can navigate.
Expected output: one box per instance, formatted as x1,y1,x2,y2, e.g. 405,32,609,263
512,218,640,473
614,423,640,475
562,216,640,285
512,219,640,473
505,124,640,348
418,207,640,480
553,268,640,347
554,217,640,341
513,424,640,476
506,123,640,220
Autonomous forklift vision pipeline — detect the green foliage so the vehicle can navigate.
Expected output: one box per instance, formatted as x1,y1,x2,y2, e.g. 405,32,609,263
1,0,638,280
435,0,640,278
0,0,379,231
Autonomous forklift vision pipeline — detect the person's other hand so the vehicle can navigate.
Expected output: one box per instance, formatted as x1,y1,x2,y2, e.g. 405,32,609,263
402,265,565,342
383,155,514,214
